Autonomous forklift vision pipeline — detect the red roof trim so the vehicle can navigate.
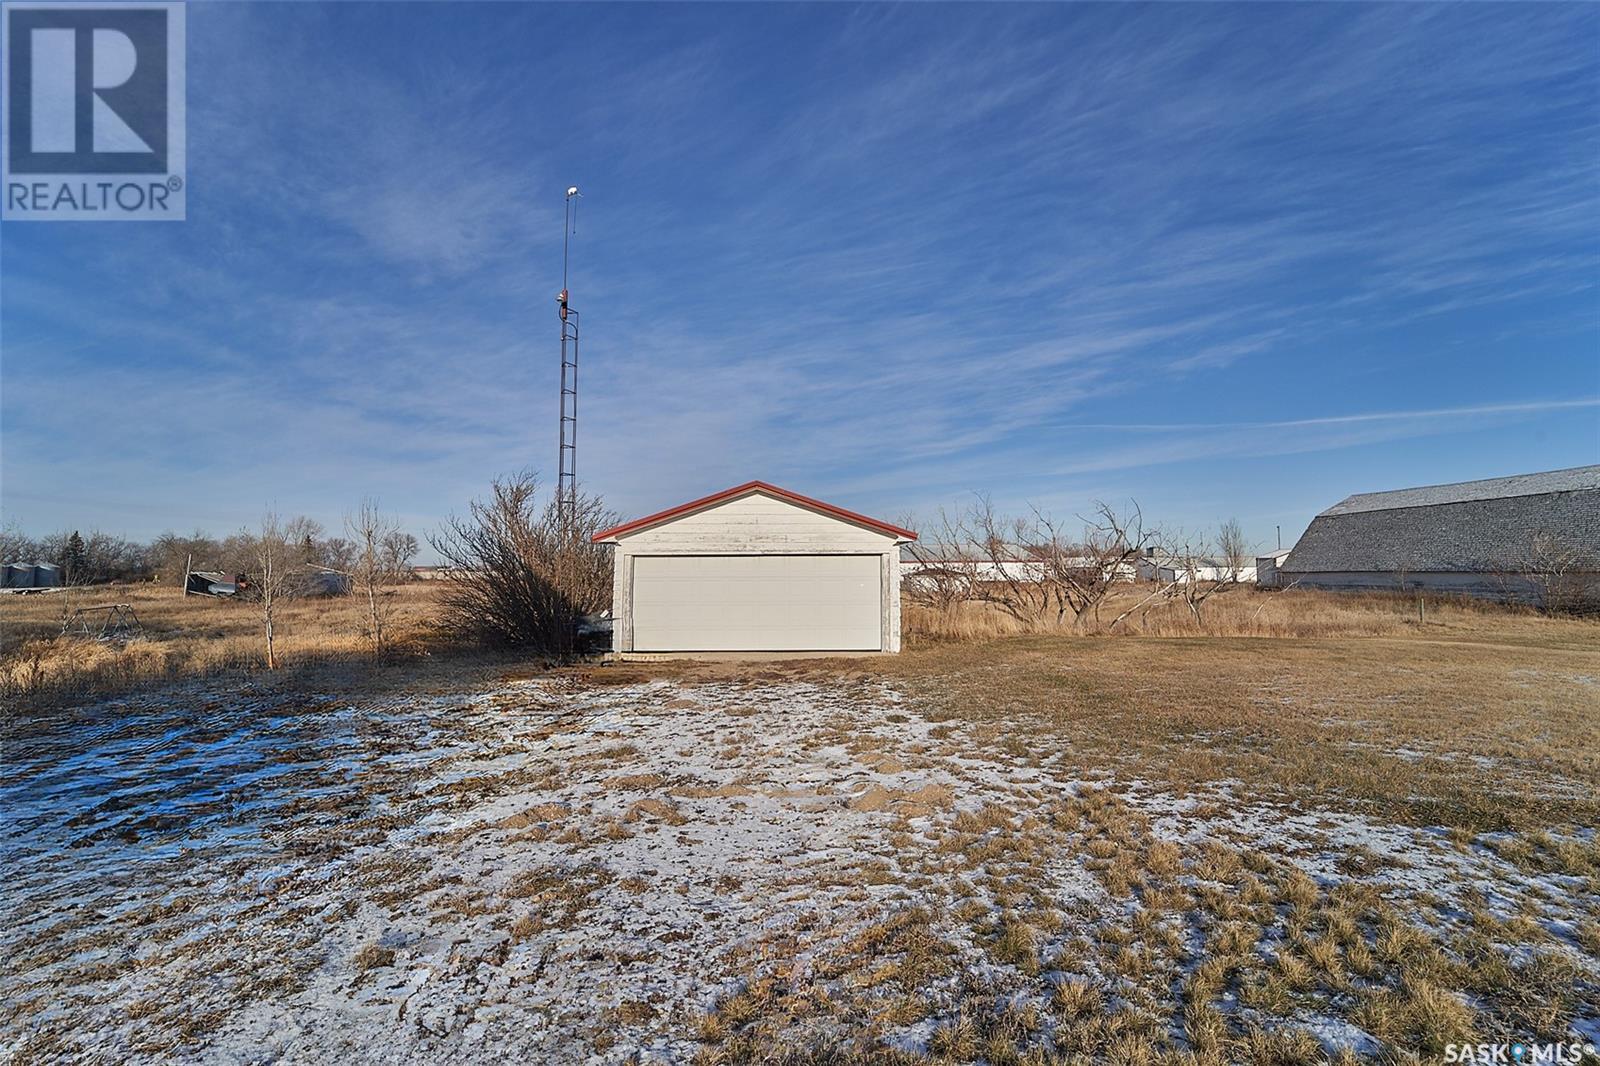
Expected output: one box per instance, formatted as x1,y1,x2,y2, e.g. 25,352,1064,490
592,481,918,543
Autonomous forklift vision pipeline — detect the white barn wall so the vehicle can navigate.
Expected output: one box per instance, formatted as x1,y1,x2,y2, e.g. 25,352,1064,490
1255,551,1293,589
902,559,1037,582
1135,559,1257,584
1287,570,1549,602
903,559,1139,583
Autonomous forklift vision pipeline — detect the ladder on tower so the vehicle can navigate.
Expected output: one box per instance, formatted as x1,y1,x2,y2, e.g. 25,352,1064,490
557,304,579,516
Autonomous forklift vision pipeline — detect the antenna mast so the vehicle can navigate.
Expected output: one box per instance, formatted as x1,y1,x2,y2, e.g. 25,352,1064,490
556,186,580,522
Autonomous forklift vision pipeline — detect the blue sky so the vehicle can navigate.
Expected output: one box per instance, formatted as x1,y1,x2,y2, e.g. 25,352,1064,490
3,2,1597,556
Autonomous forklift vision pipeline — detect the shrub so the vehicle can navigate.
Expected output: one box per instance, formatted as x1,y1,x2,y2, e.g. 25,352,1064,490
430,472,614,654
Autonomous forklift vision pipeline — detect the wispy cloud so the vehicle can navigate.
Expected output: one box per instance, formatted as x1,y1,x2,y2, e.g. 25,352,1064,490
1041,398,1600,433
2,3,1595,549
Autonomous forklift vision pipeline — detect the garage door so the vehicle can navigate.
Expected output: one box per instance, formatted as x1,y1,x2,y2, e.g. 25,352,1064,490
632,555,882,652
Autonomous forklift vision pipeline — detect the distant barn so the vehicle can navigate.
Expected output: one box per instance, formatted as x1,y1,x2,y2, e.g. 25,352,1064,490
1254,549,1293,589
1135,551,1255,585
1281,466,1600,605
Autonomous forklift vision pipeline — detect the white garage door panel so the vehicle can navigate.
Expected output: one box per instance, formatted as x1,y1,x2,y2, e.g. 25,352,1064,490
633,555,881,651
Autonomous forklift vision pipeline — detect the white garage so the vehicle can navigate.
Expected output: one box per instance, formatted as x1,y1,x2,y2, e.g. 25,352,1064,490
593,481,917,655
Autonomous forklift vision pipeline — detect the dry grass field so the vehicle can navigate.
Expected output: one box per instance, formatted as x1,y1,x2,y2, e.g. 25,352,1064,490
1,579,1563,703
901,583,1567,643
896,595,1600,833
0,581,448,701
2,585,1597,1064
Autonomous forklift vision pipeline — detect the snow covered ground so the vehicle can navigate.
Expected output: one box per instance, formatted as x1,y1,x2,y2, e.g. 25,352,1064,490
3,671,1595,1063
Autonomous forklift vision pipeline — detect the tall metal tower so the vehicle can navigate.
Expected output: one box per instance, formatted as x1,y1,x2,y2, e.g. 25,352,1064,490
556,186,580,520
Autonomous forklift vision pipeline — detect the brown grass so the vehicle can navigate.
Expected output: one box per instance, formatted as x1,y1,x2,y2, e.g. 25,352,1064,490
351,942,394,973
627,797,690,826
884,597,1600,831
904,583,1562,644
8,592,1595,1063
0,581,448,703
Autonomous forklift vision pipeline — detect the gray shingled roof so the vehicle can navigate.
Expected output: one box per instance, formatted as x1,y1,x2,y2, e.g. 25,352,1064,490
1284,466,1600,573
1321,466,1600,516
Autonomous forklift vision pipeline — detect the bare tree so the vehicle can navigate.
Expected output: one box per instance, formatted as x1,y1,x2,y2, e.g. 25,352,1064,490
148,530,221,583
1108,575,1181,631
381,530,420,577
250,511,299,669
1156,526,1245,627
903,495,1145,632
217,531,258,577
348,500,402,653
965,495,1060,625
1030,500,1148,631
1217,518,1250,582
901,508,978,616
320,537,359,576
284,516,325,568
0,522,37,563
1524,533,1599,614
430,472,615,653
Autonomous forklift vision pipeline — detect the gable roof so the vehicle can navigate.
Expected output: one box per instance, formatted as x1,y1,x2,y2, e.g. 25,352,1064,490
1284,466,1600,574
592,481,918,543
1319,466,1600,517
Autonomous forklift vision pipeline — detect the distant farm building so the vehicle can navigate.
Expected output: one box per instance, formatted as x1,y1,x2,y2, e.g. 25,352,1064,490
902,545,1138,585
1255,549,1293,589
1135,552,1255,585
185,571,245,597
1,562,61,591
901,544,1039,584
304,565,352,597
411,566,455,580
1281,466,1600,604
595,481,916,655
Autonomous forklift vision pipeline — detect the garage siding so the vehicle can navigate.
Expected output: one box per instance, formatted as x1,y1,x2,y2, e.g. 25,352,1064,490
631,555,882,651
615,493,897,553
605,489,908,654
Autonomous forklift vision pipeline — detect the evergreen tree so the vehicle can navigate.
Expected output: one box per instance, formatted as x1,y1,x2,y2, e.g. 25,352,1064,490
61,530,87,583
